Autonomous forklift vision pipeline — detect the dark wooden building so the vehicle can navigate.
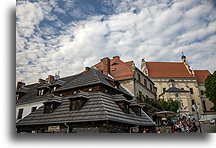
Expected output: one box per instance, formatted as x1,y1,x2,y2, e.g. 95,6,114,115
16,68,155,133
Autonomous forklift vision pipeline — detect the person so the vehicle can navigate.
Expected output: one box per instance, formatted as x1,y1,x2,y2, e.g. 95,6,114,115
189,119,198,132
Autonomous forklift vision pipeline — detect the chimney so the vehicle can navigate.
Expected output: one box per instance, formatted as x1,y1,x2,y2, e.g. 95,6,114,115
101,57,110,75
113,56,120,59
48,75,54,83
85,67,91,71
16,81,25,90
38,79,45,84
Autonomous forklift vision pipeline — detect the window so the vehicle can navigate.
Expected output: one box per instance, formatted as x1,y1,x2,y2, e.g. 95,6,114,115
16,94,20,100
137,73,140,81
31,107,37,113
150,84,152,91
17,108,23,119
38,89,44,96
200,90,204,95
116,102,129,113
192,100,195,111
44,104,54,113
175,93,179,97
130,106,141,116
144,79,147,86
44,103,60,113
189,88,194,94
69,99,87,111
163,88,166,92
202,101,207,111
181,88,184,90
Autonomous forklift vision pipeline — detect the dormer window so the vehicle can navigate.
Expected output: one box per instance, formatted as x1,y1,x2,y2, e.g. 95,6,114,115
43,95,62,113
115,100,130,113
38,89,44,96
113,94,130,113
70,99,84,111
16,89,27,100
37,85,49,96
67,92,89,111
130,104,142,116
16,94,20,100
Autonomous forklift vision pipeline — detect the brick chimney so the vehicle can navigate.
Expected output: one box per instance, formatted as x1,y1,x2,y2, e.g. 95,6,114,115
48,75,54,83
85,67,91,71
101,57,110,75
16,81,25,90
38,79,45,84
113,56,120,59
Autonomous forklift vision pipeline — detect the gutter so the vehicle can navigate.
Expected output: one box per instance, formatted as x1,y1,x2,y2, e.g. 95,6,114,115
64,123,69,133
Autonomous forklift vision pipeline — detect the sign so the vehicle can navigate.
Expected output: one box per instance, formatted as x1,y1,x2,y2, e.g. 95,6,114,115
48,126,60,132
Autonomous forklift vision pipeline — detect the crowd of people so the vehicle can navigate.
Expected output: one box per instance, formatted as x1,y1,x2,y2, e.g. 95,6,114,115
171,116,199,133
157,116,199,133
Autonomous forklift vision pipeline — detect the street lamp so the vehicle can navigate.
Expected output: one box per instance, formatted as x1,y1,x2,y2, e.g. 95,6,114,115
192,104,202,133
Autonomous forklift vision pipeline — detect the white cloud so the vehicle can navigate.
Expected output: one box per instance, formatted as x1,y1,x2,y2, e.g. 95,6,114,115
16,0,216,84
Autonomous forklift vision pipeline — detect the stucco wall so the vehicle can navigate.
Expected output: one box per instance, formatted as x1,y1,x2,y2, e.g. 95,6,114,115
16,101,44,122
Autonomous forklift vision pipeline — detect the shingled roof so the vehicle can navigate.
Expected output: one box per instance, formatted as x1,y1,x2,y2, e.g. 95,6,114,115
16,69,132,106
16,92,155,127
194,70,211,83
146,62,194,78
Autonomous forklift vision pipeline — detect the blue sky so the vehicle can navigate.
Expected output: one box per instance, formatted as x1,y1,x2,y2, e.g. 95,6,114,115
16,0,215,84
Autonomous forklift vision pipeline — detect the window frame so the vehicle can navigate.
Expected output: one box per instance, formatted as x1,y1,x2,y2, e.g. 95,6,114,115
17,108,24,120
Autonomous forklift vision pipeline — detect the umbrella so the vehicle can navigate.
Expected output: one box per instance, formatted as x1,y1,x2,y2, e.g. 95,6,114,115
156,111,176,118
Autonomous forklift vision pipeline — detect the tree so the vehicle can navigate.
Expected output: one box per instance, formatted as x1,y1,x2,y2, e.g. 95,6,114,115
204,71,216,111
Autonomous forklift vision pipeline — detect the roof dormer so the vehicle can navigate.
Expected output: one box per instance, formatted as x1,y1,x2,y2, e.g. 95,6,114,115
114,94,130,113
43,95,62,113
37,85,49,96
129,103,142,116
67,92,89,111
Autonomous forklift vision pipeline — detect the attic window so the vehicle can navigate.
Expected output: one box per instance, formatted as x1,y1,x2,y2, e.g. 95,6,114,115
16,94,20,100
116,101,130,113
68,93,89,111
69,99,87,111
112,68,116,71
38,89,44,96
130,104,141,116
44,103,60,113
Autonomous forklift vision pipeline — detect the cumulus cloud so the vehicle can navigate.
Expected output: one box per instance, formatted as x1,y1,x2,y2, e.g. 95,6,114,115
16,0,215,84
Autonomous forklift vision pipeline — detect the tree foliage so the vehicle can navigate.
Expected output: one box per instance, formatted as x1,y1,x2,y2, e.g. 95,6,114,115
136,93,179,112
204,71,216,111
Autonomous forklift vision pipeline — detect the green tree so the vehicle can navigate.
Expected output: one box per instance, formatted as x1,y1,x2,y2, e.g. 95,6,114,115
204,71,216,111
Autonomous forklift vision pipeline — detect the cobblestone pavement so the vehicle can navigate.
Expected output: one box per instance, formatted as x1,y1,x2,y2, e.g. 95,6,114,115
197,123,216,133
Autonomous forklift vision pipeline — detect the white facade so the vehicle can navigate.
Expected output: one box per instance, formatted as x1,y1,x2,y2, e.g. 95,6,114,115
16,101,44,122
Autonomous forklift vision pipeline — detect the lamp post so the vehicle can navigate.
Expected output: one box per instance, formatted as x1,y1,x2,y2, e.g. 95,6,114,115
192,104,202,133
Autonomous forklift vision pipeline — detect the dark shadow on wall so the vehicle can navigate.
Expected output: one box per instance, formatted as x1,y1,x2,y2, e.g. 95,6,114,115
10,5,211,144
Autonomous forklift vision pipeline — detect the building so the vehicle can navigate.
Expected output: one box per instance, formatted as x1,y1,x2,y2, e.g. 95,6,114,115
93,56,157,100
16,68,155,133
141,54,215,119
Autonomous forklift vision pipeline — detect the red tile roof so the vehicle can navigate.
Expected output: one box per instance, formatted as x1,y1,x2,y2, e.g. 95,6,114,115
95,57,134,80
146,62,194,78
194,70,211,83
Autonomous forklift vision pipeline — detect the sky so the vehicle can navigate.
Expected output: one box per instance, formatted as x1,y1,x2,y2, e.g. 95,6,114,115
16,0,215,84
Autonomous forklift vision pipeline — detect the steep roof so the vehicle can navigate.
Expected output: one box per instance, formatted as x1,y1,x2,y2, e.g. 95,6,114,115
16,69,132,106
95,57,134,80
16,92,155,127
194,70,211,83
146,62,194,78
